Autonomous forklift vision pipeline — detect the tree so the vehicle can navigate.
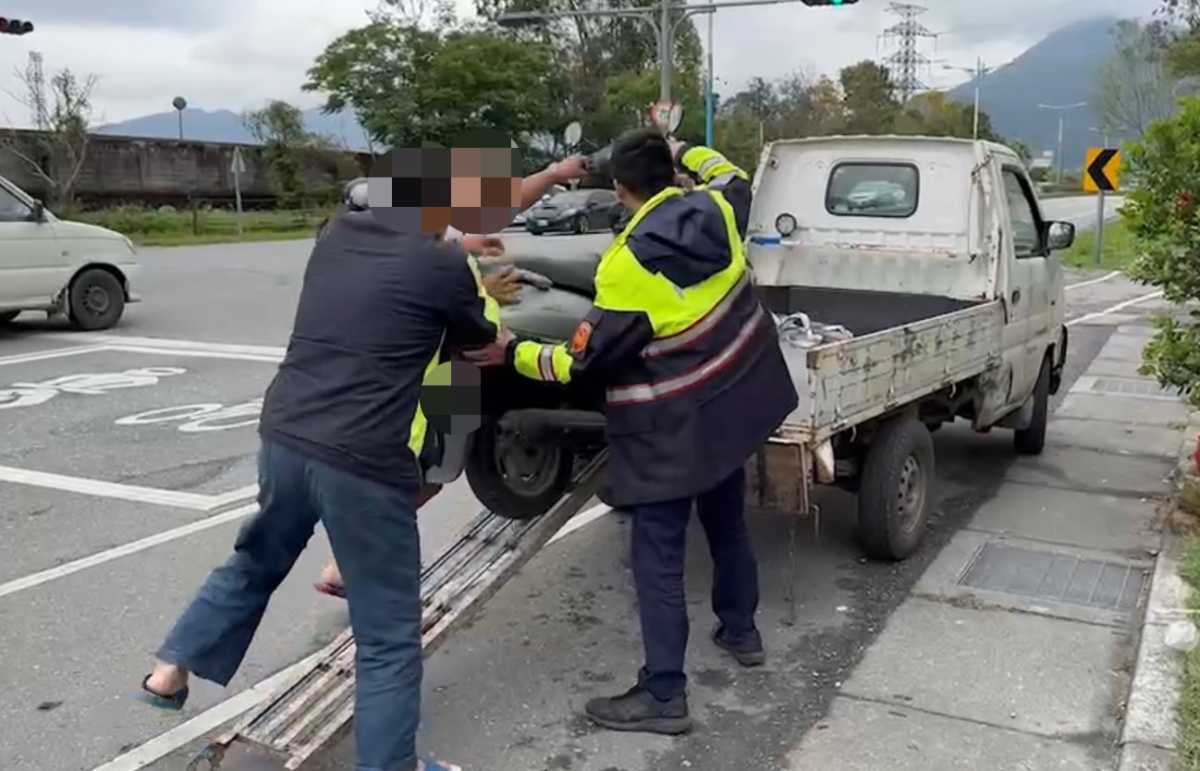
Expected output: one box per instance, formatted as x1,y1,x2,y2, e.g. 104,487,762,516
1,60,97,209
839,61,900,134
305,19,562,156
1121,96,1200,406
244,101,316,208
1095,20,1183,140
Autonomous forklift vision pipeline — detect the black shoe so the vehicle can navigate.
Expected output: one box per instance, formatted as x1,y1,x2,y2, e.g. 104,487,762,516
584,683,692,735
712,625,766,667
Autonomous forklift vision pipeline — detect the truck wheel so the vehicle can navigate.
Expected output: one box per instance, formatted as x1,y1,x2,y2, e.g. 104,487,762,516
857,417,935,561
466,417,574,520
0,311,18,324
69,269,125,331
1014,356,1050,456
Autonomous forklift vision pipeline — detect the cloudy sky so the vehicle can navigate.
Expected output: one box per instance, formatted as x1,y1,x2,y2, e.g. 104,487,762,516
0,0,1161,128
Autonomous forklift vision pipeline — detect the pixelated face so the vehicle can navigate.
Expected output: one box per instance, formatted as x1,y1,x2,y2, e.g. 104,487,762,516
365,143,522,236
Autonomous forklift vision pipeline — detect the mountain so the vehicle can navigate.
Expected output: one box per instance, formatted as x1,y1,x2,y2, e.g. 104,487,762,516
95,107,372,151
948,16,1119,171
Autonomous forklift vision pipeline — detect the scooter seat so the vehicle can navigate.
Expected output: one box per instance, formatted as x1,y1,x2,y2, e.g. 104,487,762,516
511,251,601,298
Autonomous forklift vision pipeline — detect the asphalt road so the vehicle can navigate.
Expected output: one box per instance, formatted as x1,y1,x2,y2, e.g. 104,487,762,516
0,202,1157,771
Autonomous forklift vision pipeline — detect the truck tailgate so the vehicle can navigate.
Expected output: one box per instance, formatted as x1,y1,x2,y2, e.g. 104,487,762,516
774,300,1005,443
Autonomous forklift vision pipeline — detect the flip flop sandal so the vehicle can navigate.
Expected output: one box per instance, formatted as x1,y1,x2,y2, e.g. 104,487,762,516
313,581,346,599
418,759,462,771
139,675,188,710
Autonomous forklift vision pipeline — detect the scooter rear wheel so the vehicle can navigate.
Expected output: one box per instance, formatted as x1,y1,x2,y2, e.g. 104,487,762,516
466,418,575,520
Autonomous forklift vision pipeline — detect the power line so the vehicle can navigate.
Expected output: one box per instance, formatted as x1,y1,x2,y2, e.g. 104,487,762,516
881,2,936,102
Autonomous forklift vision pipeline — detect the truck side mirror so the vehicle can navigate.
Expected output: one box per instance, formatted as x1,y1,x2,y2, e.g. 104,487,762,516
1046,221,1075,251
30,199,45,223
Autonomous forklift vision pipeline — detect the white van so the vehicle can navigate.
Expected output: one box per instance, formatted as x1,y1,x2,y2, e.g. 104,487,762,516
0,174,140,330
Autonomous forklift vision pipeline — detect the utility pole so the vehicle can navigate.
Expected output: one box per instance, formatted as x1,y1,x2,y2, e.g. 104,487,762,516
498,0,857,128
881,3,936,102
1038,102,1086,186
705,0,714,146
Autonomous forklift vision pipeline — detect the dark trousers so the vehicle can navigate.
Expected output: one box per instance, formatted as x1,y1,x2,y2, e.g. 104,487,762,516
629,466,759,700
157,439,424,771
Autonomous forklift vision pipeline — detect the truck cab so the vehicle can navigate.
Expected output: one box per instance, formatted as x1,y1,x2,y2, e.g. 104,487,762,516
0,174,140,330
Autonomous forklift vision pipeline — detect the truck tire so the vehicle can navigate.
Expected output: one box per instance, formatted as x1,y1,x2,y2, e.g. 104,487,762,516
1014,356,1050,456
0,311,18,324
465,417,574,520
857,417,935,561
69,268,125,331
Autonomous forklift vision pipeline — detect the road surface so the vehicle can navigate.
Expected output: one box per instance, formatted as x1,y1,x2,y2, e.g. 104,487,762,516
0,203,1157,771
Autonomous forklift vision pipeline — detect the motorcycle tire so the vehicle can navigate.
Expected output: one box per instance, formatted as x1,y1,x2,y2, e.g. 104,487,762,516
466,417,575,520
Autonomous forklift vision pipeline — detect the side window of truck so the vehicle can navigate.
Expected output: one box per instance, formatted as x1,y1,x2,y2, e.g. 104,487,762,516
1002,169,1042,258
0,185,31,222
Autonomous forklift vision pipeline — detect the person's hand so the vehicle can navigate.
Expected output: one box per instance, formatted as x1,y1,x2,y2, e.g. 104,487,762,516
461,327,516,368
548,155,589,184
667,138,686,160
462,233,505,257
482,266,523,306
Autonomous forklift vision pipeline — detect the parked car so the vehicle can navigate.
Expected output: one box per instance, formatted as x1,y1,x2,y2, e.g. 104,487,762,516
511,185,566,229
0,174,140,330
525,189,620,235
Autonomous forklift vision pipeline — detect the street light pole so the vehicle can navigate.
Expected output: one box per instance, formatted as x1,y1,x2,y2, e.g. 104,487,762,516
1037,102,1087,186
942,59,990,140
705,0,714,146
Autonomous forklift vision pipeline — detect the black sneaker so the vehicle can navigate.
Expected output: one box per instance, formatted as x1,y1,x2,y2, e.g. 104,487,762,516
584,683,692,735
712,625,766,667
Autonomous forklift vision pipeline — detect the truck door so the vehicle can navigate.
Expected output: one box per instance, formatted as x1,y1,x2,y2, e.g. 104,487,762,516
997,164,1052,405
0,181,66,309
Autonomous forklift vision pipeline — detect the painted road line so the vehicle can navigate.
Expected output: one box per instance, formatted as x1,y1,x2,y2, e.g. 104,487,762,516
547,502,612,547
0,465,218,510
89,646,329,771
1066,290,1165,327
80,334,287,359
0,502,256,600
108,345,283,364
1065,270,1122,291
0,344,110,368
206,484,260,510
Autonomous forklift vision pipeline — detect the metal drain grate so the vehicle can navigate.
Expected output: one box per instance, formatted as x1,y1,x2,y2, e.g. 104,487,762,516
1089,377,1177,399
959,543,1147,613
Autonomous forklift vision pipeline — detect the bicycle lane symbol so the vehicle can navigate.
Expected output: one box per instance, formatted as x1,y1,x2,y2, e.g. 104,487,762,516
0,368,188,410
115,399,264,433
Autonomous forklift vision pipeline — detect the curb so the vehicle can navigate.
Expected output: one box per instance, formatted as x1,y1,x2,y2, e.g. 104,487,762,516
1118,421,1200,771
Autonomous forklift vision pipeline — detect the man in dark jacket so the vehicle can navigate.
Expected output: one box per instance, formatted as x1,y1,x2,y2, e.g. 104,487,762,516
141,148,587,771
473,129,798,735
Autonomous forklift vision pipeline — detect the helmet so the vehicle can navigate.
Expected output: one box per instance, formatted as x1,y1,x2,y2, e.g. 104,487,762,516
344,177,369,210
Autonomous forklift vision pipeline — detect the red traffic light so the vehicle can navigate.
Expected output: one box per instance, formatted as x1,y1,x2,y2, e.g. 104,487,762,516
0,17,35,35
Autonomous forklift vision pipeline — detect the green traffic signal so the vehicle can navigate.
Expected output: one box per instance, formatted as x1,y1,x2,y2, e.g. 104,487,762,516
800,0,857,5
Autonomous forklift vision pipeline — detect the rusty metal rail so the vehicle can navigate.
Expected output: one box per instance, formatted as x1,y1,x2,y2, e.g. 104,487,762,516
189,452,607,771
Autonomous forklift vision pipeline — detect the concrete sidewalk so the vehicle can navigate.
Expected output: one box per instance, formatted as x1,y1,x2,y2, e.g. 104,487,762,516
789,320,1192,770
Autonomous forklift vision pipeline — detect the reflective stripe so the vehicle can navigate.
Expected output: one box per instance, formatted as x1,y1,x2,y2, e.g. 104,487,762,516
537,345,555,382
706,172,737,189
642,272,751,358
607,305,766,405
698,155,725,177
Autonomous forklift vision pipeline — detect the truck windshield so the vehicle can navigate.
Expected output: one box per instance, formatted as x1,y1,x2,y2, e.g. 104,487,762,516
826,163,919,218
0,183,32,222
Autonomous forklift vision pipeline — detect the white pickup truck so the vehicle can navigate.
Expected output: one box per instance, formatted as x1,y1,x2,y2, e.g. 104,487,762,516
746,136,1076,560
0,173,140,330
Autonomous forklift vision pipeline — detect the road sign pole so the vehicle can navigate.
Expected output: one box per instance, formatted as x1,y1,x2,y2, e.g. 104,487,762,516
231,147,245,240
1094,190,1105,266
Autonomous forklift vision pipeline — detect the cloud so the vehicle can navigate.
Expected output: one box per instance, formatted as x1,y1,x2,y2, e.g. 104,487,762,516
0,0,1166,130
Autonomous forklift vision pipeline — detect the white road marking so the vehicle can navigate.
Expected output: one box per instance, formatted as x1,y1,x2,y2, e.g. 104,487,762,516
79,334,287,359
0,503,256,600
1066,290,1165,327
207,485,260,508
547,502,612,546
1065,270,1122,291
0,345,110,368
89,646,328,771
0,465,219,510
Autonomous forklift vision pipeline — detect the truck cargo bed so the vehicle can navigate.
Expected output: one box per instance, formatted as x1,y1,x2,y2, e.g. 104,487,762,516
758,285,986,337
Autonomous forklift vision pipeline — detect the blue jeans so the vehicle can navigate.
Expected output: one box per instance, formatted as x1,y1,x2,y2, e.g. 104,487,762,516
629,466,760,700
158,439,423,771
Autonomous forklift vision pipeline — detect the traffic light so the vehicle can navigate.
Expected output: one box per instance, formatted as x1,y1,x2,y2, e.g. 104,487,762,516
0,17,34,35
801,0,857,5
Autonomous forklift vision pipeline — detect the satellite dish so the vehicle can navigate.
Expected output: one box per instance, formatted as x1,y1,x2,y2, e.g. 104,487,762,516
563,121,583,149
